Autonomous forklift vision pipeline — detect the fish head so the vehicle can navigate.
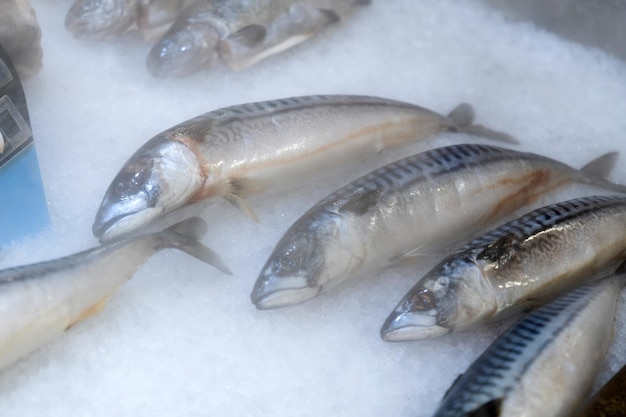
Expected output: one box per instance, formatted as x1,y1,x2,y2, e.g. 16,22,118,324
251,213,359,309
93,137,205,241
146,17,219,78
65,0,139,39
381,257,496,341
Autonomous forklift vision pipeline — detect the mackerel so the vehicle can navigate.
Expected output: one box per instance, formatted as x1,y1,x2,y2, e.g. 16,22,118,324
251,146,626,309
65,0,189,41
432,273,622,417
382,195,626,341
93,95,516,241
0,217,229,371
146,0,369,77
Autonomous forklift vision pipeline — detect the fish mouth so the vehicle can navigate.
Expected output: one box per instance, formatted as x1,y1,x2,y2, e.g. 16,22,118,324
146,32,207,78
380,311,449,341
251,275,320,310
93,208,161,241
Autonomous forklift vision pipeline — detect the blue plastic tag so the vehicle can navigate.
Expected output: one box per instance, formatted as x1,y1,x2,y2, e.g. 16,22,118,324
0,43,49,245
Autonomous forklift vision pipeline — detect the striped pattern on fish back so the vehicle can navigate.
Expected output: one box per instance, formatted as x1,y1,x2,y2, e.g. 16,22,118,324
171,95,429,139
459,195,626,260
316,144,556,215
208,95,422,120
435,280,610,417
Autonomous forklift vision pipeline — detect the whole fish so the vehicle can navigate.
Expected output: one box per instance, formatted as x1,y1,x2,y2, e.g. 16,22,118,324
0,0,42,79
93,95,516,241
381,195,626,342
251,145,625,310
65,0,188,40
577,363,626,417
0,217,230,371
146,0,369,77
432,273,622,417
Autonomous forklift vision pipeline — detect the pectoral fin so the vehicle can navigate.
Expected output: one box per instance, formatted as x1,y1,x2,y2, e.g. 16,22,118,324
389,244,432,266
224,177,268,222
225,193,260,223
228,24,267,47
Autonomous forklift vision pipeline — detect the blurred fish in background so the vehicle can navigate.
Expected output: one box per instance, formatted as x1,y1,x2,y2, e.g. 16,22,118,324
146,0,369,77
0,0,43,79
65,0,370,77
65,0,193,40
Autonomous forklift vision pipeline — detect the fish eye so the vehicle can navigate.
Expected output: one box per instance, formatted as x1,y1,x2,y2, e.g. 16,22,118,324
114,180,131,196
113,162,153,197
277,252,297,272
409,289,435,311
276,246,304,274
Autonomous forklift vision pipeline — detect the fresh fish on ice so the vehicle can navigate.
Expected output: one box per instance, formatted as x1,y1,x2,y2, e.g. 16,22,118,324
577,363,626,417
432,273,622,417
146,0,370,77
382,195,626,341
65,0,189,40
93,95,516,241
251,145,626,309
0,217,230,371
0,0,42,79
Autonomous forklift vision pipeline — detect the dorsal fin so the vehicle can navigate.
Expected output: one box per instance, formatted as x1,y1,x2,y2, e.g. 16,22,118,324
446,103,518,144
228,24,267,48
447,103,475,128
580,151,618,179
577,151,626,193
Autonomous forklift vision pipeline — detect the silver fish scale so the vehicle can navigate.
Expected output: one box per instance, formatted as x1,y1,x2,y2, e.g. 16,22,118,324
459,195,626,260
321,144,538,213
0,233,163,285
169,95,441,148
435,281,606,417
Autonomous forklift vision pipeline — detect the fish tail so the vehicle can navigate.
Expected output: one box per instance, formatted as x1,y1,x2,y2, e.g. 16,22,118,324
447,103,519,144
160,217,233,275
579,151,626,194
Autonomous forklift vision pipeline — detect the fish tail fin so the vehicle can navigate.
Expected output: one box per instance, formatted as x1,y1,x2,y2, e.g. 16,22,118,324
579,151,626,194
447,103,519,144
161,217,233,275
